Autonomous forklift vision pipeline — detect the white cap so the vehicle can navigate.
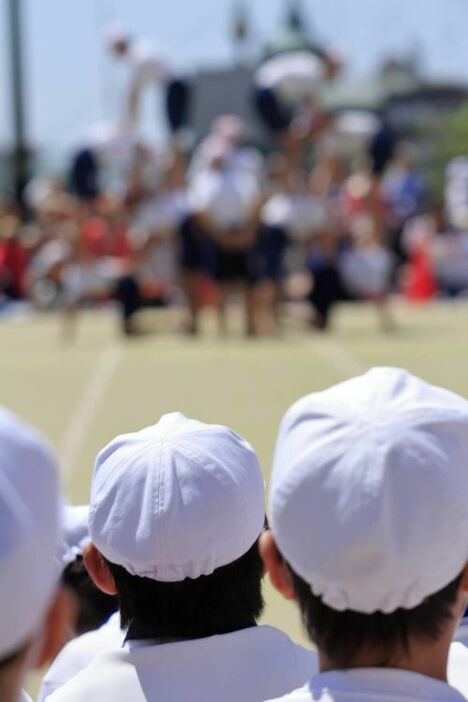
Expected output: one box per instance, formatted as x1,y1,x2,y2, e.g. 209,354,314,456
58,505,90,568
90,413,264,581
0,408,60,658
270,368,468,614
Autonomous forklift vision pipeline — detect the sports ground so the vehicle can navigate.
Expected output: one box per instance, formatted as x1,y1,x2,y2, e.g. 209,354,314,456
3,300,468,657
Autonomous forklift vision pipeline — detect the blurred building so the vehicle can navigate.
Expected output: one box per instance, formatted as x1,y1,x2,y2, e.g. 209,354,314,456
192,1,468,145
326,57,468,136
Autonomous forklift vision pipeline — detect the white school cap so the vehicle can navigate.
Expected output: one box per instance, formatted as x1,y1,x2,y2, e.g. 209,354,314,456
58,505,90,568
0,408,59,658
270,367,468,614
90,413,264,581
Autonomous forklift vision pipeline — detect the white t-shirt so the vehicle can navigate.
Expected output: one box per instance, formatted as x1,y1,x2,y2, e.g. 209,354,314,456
46,625,315,702
134,191,187,234
189,169,259,229
454,617,468,648
448,640,468,697
255,52,325,104
38,613,122,702
265,668,466,702
128,40,171,87
340,246,394,298
261,194,328,241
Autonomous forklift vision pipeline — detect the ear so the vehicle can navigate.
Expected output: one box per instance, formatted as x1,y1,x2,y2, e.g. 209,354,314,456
83,542,118,596
259,530,296,601
34,586,77,669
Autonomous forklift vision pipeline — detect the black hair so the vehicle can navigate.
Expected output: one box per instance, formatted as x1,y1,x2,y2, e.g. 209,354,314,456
106,540,264,642
0,643,27,673
63,556,117,636
289,566,462,667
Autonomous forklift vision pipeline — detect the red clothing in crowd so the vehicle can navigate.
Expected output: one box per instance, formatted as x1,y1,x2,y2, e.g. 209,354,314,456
81,216,132,260
0,238,28,298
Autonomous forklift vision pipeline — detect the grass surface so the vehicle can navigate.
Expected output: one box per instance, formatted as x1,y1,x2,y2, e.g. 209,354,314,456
3,300,468,694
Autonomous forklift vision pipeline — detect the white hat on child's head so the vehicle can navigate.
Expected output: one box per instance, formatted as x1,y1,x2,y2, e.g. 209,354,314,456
90,413,264,581
270,368,468,614
0,408,59,657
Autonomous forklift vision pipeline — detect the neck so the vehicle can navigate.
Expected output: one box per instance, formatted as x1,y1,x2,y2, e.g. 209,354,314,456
126,618,257,644
319,632,453,683
0,661,28,702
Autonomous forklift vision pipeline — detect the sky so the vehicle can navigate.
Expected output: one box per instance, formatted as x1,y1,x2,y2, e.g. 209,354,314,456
2,0,468,152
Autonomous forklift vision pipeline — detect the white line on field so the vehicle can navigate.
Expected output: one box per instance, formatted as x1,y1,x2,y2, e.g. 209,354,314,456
59,344,123,475
312,337,366,377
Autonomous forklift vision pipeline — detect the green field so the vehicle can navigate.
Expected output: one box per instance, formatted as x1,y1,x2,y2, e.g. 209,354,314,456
2,300,468,694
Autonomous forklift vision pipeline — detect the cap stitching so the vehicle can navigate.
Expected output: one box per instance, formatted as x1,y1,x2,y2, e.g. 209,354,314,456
155,433,166,578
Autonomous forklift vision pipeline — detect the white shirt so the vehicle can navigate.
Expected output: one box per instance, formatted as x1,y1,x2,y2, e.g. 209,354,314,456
454,616,468,647
189,169,259,229
46,625,315,702
261,194,328,240
128,40,171,87
134,191,187,234
340,246,394,297
265,668,466,702
255,52,325,104
448,640,468,697
38,613,122,702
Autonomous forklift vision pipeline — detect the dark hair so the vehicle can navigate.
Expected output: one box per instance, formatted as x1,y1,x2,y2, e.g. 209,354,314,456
0,643,27,673
289,567,462,667
63,556,117,636
106,541,264,641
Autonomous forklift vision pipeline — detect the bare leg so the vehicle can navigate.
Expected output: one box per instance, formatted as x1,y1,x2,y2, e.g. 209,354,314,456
181,272,200,335
61,303,79,344
253,279,277,336
242,282,257,338
217,285,228,337
376,295,395,333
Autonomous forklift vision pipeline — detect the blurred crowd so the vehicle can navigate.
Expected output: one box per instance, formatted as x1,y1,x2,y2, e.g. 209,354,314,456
2,28,468,337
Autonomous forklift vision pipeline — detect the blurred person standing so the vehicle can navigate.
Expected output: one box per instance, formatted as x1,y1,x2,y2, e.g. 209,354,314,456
339,164,395,330
105,25,192,145
118,151,187,335
382,143,427,264
188,139,263,336
253,49,340,168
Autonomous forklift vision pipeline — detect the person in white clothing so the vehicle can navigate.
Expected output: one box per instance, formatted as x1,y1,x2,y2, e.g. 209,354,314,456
105,25,191,142
189,142,262,336
261,368,468,702
57,505,117,639
37,612,122,702
47,412,316,702
37,507,118,702
254,50,340,168
0,408,71,702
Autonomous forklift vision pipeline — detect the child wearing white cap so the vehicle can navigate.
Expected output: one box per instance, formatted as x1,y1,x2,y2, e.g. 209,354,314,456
0,407,71,702
261,368,468,702
46,413,316,702
38,506,119,702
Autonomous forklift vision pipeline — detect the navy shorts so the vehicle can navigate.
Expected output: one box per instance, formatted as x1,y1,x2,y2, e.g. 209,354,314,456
251,224,288,282
179,216,216,274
